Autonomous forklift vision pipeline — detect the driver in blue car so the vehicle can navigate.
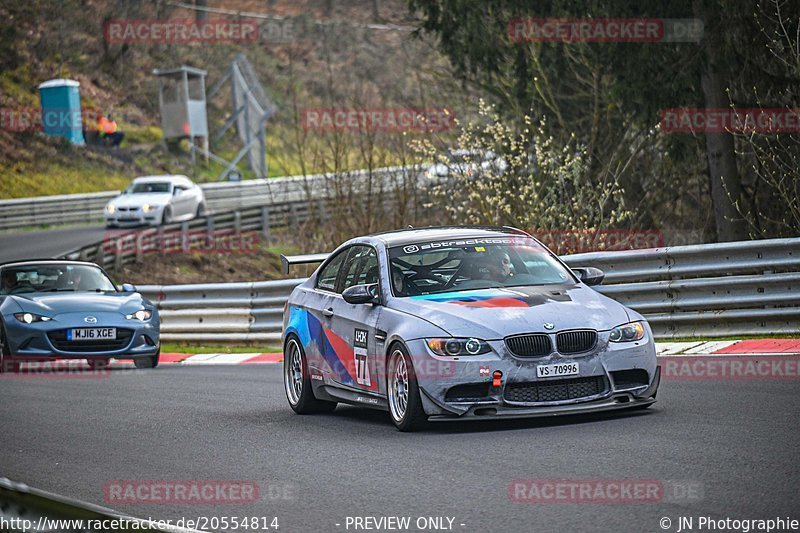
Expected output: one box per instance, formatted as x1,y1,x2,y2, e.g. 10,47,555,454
1,270,17,294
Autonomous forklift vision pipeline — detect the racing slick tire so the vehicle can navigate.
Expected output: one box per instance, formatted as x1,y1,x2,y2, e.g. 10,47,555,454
134,349,160,369
283,336,337,414
387,343,428,432
0,321,21,373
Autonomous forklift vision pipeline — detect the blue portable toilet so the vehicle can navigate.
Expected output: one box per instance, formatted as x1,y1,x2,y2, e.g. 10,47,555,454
38,79,85,145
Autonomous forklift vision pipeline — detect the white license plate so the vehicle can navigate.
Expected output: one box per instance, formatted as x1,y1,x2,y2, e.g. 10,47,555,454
536,362,579,378
67,328,116,341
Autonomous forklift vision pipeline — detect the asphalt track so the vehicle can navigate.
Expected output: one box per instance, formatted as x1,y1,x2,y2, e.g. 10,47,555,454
1,364,798,533
0,226,107,263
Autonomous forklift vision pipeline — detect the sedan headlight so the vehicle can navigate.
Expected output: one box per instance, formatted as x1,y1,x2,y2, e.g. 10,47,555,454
609,321,646,343
426,337,491,356
14,313,52,324
125,309,153,321
142,204,154,213
106,204,116,214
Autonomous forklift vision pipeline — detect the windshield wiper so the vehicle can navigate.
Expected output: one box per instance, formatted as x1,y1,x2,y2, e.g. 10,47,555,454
47,288,75,292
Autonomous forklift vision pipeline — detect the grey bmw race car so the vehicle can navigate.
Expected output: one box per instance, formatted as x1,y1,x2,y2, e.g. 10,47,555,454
0,260,160,372
281,226,660,431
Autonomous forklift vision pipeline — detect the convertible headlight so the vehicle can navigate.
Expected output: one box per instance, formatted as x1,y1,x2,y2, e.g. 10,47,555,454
125,309,153,321
14,313,52,324
609,321,646,343
106,204,116,214
426,338,491,356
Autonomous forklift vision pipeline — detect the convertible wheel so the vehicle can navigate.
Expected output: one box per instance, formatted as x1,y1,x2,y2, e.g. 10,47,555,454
0,322,20,373
134,349,159,369
284,337,336,414
387,344,427,432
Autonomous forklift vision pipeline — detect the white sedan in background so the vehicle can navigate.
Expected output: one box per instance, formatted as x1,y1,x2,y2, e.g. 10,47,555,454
421,149,508,186
105,175,206,228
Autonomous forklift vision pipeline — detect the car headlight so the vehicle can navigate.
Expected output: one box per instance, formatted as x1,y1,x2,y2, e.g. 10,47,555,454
106,204,116,214
142,204,153,213
125,309,153,321
426,337,491,356
14,313,52,324
609,321,646,343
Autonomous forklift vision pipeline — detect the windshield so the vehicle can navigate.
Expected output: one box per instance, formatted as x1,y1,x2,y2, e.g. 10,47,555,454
389,237,573,297
0,264,117,295
128,182,172,194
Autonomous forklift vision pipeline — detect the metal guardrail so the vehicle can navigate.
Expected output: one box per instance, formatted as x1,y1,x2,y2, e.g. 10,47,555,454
60,203,307,273
0,165,416,230
136,237,800,342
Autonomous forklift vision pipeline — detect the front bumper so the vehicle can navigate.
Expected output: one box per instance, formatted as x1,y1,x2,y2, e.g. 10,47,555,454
3,311,160,361
406,334,659,420
105,207,162,227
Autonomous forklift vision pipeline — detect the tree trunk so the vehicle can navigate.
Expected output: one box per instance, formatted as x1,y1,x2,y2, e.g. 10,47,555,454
694,0,747,241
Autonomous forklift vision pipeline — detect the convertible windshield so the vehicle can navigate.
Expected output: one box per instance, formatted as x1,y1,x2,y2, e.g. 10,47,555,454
128,182,172,194
0,264,117,295
388,237,573,297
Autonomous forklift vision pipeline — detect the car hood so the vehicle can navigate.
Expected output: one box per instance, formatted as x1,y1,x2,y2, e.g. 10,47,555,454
9,292,147,317
387,285,631,339
110,193,171,208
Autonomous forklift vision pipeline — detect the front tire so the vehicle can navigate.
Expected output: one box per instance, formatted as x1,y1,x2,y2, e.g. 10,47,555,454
0,321,20,373
161,207,172,226
387,343,427,431
284,336,336,414
134,349,159,369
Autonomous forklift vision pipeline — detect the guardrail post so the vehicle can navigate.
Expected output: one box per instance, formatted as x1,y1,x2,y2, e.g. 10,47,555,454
289,202,298,231
156,226,165,255
181,221,190,253
114,237,123,272
234,211,242,232
316,198,329,223
135,231,144,263
261,206,271,242
95,240,105,268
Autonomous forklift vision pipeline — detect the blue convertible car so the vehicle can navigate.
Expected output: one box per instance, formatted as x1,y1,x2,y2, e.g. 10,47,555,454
0,260,160,372
281,226,660,431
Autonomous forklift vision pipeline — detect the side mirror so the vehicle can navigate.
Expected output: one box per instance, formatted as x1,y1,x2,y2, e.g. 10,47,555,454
121,283,137,292
572,267,605,286
342,284,380,305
